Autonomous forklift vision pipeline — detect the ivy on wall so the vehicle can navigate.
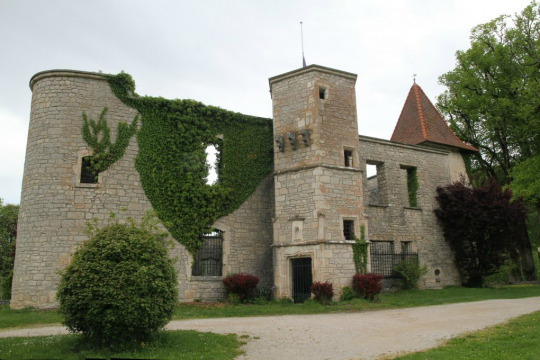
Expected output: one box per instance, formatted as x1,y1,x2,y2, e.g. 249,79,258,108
407,168,419,207
82,107,138,178
352,224,368,274
106,72,274,254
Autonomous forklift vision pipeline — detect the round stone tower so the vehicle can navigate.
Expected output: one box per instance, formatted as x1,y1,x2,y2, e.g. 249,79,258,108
11,70,145,308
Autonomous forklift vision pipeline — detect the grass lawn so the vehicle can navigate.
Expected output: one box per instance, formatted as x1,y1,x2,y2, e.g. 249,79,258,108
173,285,540,320
394,310,540,360
0,330,241,360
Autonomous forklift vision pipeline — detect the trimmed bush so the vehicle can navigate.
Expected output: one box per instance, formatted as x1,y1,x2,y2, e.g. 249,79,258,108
340,286,356,301
394,258,428,289
352,273,383,301
222,273,259,302
57,219,178,347
311,281,334,305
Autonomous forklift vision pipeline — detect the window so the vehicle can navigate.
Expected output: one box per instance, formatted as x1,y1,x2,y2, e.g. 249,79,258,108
343,220,355,240
205,144,219,185
401,241,412,254
344,150,353,167
367,161,387,205
192,231,223,276
406,167,418,207
370,241,394,254
319,86,327,99
80,156,97,184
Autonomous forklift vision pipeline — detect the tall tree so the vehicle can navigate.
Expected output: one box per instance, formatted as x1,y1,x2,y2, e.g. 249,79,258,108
437,1,540,185
0,199,19,299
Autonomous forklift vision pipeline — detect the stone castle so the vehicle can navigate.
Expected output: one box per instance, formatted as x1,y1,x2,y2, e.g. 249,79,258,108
11,64,476,308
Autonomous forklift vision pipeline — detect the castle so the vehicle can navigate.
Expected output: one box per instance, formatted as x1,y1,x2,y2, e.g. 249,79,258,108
11,65,476,308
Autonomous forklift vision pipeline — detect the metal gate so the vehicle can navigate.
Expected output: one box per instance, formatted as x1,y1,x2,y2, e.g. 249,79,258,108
291,257,312,303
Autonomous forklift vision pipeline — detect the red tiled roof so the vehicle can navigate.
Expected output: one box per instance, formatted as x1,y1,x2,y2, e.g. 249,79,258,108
391,83,477,152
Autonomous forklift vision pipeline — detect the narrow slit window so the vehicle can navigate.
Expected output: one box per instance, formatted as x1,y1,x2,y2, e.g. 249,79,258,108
80,156,97,184
319,86,327,100
205,144,219,185
344,150,353,167
343,220,355,240
406,167,418,207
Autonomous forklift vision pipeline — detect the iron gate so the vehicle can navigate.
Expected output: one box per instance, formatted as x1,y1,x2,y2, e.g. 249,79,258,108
291,257,312,303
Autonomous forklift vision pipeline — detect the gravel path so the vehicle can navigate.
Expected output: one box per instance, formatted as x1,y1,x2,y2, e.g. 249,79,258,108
2,297,540,359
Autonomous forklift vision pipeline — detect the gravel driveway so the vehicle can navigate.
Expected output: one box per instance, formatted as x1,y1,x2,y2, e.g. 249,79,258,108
2,296,540,359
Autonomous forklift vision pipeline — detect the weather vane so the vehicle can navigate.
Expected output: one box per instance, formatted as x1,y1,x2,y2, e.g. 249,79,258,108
300,21,306,68
413,73,417,83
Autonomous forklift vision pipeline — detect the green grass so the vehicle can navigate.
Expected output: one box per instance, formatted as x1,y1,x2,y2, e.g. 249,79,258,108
1,285,539,329
0,306,62,329
394,311,540,360
0,330,241,360
173,285,540,320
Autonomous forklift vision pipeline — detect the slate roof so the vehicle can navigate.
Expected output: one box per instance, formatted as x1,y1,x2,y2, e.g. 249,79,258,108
391,83,477,152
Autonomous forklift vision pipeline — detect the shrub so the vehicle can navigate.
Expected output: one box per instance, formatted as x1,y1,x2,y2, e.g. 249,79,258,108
435,180,535,286
352,273,383,301
340,286,356,301
311,281,334,305
222,273,259,303
394,258,428,289
57,218,178,347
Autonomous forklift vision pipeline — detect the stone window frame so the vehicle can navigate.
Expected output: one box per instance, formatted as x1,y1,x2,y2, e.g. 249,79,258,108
366,159,387,206
400,164,420,209
340,215,359,241
343,146,358,168
191,230,224,277
400,241,413,254
75,150,101,188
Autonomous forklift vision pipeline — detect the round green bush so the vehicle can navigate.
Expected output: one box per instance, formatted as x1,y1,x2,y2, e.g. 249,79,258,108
57,221,178,346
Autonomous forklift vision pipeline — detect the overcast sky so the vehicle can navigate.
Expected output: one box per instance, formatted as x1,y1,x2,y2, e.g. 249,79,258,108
0,0,532,204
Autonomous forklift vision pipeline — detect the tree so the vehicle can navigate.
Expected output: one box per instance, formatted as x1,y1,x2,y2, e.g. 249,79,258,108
435,180,535,286
511,155,540,252
57,215,178,347
438,1,540,185
0,199,18,299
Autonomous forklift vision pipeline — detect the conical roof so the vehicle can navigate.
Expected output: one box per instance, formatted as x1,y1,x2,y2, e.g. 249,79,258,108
391,83,477,152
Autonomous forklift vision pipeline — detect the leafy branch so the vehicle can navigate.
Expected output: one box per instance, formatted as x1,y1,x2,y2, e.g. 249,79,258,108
82,107,138,177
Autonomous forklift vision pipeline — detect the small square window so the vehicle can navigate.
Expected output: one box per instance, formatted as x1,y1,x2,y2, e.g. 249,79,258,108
343,220,355,240
319,87,327,100
344,150,353,167
80,156,97,184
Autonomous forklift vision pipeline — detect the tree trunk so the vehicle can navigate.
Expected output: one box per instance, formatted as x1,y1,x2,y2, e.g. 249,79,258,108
517,205,538,281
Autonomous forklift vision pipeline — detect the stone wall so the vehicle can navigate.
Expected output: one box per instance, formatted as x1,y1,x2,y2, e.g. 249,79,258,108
12,70,274,308
359,135,461,288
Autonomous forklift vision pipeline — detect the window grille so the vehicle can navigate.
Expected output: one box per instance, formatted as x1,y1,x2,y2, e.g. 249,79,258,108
192,231,223,276
343,220,355,240
370,241,418,278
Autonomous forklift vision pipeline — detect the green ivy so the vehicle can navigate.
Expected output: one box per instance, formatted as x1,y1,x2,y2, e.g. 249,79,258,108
82,107,138,177
407,168,418,207
352,224,368,274
106,72,274,254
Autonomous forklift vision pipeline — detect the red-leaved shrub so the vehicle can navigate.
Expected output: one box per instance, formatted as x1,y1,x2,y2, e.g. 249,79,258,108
311,281,334,304
352,273,383,301
222,273,259,302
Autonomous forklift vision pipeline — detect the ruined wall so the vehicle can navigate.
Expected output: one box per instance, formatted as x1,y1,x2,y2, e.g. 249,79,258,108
12,70,273,308
359,135,460,288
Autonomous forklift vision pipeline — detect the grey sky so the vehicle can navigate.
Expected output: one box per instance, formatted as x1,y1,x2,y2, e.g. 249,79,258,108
0,0,532,204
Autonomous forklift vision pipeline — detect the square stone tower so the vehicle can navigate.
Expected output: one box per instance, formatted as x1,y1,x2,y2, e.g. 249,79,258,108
269,65,365,301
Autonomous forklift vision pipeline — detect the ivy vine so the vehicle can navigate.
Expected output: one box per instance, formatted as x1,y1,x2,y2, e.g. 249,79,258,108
352,224,368,274
106,72,274,254
407,168,418,207
82,107,138,178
